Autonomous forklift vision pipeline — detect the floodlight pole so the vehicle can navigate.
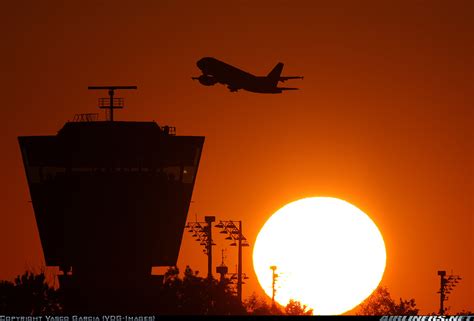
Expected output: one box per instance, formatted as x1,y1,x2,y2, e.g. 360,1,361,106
205,216,216,280
214,220,249,302
237,220,243,302
438,271,446,315
437,270,462,315
185,216,216,280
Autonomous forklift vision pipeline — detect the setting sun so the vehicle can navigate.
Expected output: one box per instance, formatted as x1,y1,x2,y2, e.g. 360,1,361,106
253,197,387,315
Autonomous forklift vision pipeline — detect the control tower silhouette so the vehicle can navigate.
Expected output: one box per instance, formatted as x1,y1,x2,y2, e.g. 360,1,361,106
18,87,205,313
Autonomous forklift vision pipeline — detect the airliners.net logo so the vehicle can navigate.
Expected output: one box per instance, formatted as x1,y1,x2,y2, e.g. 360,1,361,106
380,316,473,321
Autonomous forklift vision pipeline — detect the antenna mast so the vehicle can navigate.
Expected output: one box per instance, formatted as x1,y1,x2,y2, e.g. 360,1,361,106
88,86,137,121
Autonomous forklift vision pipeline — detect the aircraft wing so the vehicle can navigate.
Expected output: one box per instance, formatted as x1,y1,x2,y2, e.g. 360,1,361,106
279,76,304,82
227,85,240,92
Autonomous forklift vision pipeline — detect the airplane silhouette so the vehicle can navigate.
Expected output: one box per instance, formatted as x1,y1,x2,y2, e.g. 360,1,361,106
192,57,303,94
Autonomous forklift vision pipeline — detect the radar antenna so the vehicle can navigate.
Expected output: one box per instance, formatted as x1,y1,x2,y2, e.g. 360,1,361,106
88,86,137,121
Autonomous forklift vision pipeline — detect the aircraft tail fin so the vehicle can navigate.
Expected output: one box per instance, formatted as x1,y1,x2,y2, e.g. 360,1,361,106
267,62,284,86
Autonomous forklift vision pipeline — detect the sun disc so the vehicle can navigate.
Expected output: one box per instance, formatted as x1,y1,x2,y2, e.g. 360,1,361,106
253,197,386,315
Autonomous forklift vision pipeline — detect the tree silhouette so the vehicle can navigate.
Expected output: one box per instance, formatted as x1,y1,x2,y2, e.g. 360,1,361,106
285,299,314,315
244,292,275,315
244,293,313,315
158,266,246,315
1,268,323,315
0,271,62,314
356,286,419,315
455,310,474,315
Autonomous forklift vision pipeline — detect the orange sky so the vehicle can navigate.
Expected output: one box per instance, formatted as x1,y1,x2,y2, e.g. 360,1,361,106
0,0,472,314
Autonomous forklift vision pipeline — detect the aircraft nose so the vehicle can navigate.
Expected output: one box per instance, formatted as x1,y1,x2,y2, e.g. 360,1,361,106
196,57,212,70
196,58,206,69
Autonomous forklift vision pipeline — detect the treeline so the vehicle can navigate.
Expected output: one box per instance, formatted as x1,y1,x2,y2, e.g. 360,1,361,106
0,268,471,315
0,271,62,314
0,267,310,315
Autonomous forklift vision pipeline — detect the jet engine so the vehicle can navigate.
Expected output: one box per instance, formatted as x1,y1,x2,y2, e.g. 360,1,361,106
197,75,217,86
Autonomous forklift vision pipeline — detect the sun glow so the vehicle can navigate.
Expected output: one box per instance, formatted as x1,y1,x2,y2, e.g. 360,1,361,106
253,197,386,315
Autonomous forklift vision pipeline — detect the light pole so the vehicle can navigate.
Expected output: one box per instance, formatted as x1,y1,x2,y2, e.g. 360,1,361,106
185,215,216,279
215,220,250,302
270,265,278,309
437,270,462,315
204,216,215,280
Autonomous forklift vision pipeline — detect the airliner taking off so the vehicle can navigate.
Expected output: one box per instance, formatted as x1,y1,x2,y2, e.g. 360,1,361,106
192,57,303,94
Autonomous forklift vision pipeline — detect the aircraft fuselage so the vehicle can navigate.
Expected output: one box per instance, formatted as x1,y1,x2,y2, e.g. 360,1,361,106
193,57,302,94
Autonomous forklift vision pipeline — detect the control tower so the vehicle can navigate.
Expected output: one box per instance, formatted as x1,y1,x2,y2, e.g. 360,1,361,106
18,87,205,312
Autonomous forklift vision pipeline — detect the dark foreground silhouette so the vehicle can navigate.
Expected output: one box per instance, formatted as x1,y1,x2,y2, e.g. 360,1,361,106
3,269,471,315
192,57,303,93
18,88,205,313
0,271,62,314
0,268,313,315
356,286,419,316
